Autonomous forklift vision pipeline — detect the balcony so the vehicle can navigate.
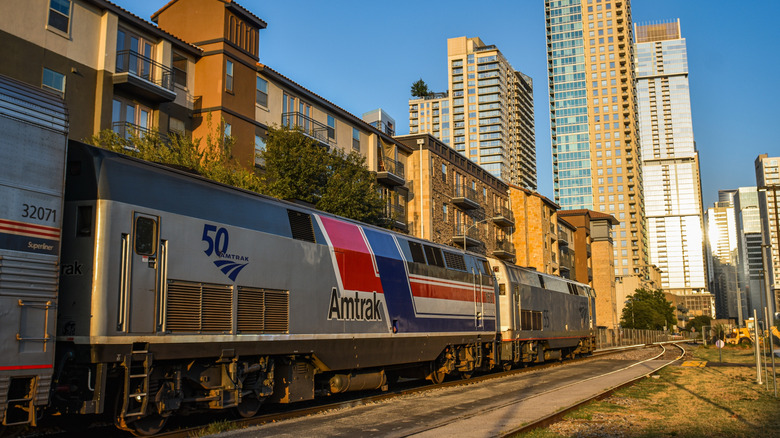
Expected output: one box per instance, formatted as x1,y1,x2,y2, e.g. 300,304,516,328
453,224,481,248
492,205,514,227
113,50,176,102
377,157,405,186
383,203,407,231
452,186,480,210
281,112,334,148
492,239,515,260
112,121,168,143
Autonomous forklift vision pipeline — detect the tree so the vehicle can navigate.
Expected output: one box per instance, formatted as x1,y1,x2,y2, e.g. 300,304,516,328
89,116,262,192
318,148,384,225
260,126,385,226
261,125,330,205
620,289,676,330
410,78,431,98
686,315,712,334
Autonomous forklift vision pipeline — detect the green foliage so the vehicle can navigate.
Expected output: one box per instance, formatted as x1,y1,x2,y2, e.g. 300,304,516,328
260,126,385,226
620,289,676,330
318,148,384,225
91,122,386,226
410,78,431,98
261,125,329,204
686,315,712,334
89,116,262,192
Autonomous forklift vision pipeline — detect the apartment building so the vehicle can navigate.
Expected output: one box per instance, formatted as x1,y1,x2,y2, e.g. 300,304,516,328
635,20,708,297
396,134,513,259
408,37,536,189
557,218,577,279
755,154,780,315
0,0,201,142
558,209,619,328
545,0,649,286
1,0,413,229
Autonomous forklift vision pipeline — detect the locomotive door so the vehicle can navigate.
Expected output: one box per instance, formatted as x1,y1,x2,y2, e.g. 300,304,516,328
122,213,160,333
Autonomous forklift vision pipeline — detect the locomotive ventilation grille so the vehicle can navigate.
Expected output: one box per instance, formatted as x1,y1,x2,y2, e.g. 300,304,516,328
165,280,289,334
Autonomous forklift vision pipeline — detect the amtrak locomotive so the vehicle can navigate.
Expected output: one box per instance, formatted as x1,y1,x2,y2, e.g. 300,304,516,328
0,75,595,436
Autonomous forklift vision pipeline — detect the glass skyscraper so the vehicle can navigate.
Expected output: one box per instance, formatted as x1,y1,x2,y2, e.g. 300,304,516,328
545,0,648,280
635,20,708,295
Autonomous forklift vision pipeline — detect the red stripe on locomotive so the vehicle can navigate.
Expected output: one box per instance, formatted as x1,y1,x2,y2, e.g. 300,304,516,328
319,216,385,295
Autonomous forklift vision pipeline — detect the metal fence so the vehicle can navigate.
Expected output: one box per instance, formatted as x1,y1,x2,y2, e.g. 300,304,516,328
595,328,680,350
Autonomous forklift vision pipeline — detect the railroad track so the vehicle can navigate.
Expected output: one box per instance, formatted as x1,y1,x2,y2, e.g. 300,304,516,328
499,341,687,437
156,343,661,438
16,343,667,437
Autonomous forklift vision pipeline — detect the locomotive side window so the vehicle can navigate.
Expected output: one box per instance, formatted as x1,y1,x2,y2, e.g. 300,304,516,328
423,245,445,268
134,216,157,256
408,241,427,264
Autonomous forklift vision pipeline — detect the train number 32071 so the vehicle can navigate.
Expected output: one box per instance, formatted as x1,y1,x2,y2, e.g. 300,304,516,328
22,203,56,222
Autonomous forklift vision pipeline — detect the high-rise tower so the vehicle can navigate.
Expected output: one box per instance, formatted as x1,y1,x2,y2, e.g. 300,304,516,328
634,20,708,296
545,0,648,281
409,37,536,189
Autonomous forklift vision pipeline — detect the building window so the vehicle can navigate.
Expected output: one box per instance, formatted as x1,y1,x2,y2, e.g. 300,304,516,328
256,76,268,107
225,60,234,92
224,123,232,139
327,115,335,140
441,164,447,182
116,29,154,80
169,117,185,134
112,98,151,139
48,0,71,33
255,135,266,166
173,52,187,87
443,204,448,223
42,68,65,95
352,128,360,151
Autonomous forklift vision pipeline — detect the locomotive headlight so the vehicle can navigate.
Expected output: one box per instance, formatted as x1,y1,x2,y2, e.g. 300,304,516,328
136,395,143,402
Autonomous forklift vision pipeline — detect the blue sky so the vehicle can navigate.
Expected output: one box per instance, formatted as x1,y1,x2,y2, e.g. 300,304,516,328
123,0,779,208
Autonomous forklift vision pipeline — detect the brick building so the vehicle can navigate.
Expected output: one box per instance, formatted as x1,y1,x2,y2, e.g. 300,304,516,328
396,133,513,259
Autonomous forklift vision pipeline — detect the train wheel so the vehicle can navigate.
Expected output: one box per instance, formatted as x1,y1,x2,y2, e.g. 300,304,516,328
128,414,167,437
459,371,473,380
426,363,446,384
235,396,263,418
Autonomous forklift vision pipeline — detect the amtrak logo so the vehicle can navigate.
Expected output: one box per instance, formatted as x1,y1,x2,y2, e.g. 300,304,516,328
201,224,249,281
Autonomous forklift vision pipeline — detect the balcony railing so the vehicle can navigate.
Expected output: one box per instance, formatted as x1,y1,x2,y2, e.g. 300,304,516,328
114,50,175,102
492,205,514,227
454,223,481,248
281,112,334,147
383,203,407,229
492,239,515,260
377,157,405,186
112,121,166,141
453,186,480,210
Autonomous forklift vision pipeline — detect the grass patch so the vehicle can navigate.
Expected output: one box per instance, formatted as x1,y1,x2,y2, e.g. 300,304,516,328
514,344,780,438
189,419,241,437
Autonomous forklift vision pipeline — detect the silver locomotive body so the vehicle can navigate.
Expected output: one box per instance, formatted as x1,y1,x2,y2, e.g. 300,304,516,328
55,142,499,432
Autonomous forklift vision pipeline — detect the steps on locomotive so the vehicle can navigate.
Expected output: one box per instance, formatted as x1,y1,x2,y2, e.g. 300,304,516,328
122,343,153,418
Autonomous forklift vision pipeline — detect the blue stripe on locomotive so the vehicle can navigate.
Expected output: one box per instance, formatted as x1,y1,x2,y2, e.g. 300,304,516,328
361,227,495,334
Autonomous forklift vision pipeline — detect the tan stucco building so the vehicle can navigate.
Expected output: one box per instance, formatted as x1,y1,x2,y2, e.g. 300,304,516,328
509,186,560,275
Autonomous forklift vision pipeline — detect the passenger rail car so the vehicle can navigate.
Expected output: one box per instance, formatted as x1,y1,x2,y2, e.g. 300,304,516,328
0,75,69,427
